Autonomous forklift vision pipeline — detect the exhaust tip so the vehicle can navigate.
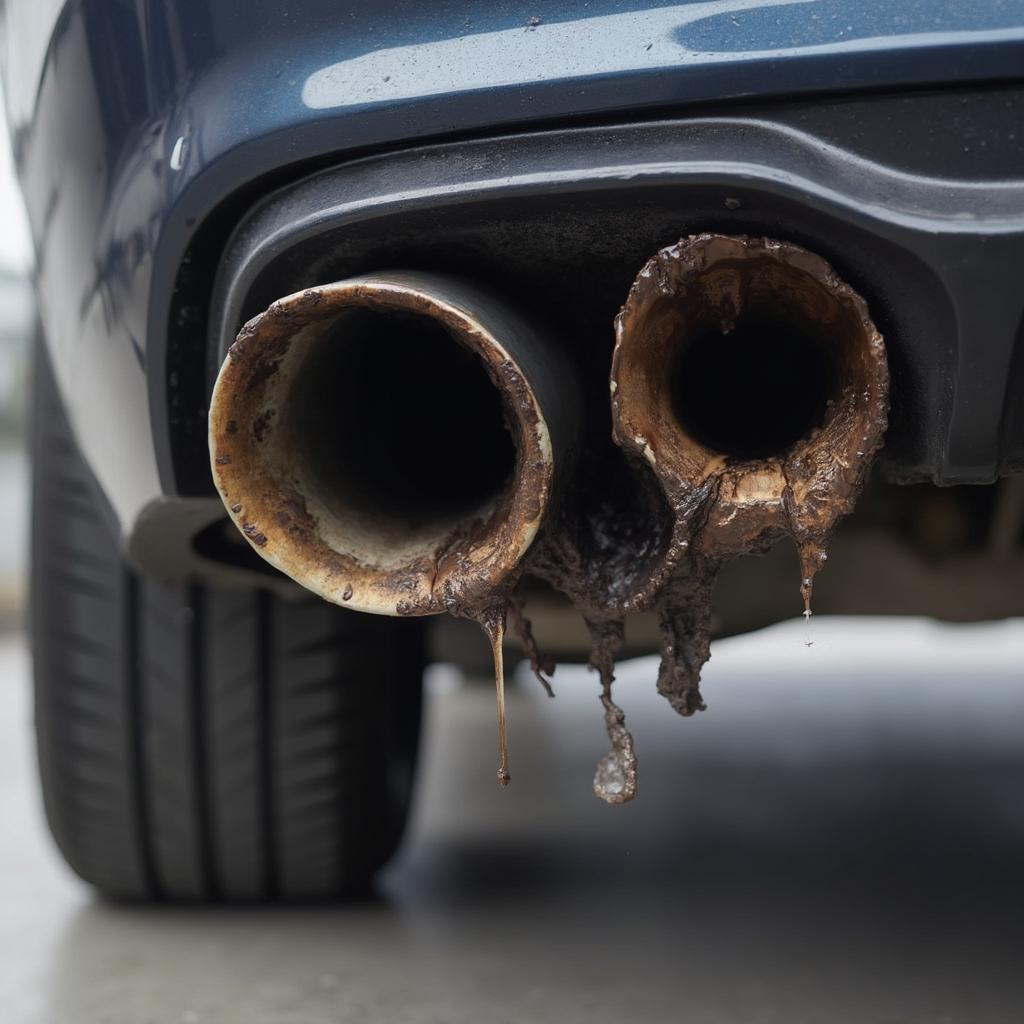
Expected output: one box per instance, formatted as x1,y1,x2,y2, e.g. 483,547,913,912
209,273,562,616
612,233,889,558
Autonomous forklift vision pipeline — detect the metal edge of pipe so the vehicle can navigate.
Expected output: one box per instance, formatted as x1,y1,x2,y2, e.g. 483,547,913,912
610,232,889,586
208,271,573,617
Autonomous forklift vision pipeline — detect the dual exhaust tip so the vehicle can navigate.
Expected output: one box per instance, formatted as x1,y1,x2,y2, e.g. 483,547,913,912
209,235,889,620
210,273,572,617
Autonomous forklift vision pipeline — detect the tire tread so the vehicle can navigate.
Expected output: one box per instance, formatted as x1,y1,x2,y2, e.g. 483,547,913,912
31,339,423,902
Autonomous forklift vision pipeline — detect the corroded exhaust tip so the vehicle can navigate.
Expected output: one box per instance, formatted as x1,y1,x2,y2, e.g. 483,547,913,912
209,272,573,618
613,233,888,575
611,234,888,713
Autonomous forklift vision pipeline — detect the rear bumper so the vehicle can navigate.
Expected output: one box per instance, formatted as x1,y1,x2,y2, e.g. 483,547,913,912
206,101,1024,487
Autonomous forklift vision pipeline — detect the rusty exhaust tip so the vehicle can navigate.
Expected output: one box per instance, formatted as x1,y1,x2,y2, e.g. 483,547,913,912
613,233,888,565
209,272,573,617
610,234,889,715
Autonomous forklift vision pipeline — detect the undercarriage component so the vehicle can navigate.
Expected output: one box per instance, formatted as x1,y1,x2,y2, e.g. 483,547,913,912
210,237,889,802
209,272,577,617
608,234,889,713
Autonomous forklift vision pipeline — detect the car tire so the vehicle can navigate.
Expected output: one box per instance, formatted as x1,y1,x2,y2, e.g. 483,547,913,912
30,336,425,901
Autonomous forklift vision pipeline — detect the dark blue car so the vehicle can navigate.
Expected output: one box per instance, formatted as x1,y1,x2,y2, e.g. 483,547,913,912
4,0,1024,900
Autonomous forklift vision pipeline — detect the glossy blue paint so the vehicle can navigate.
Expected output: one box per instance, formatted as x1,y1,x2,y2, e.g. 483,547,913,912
3,0,1024,531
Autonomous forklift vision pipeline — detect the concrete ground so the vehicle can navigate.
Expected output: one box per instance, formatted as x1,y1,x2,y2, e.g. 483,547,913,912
1,617,1023,1024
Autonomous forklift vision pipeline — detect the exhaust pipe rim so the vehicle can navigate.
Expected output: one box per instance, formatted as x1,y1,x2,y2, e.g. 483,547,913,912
611,233,889,556
209,272,558,616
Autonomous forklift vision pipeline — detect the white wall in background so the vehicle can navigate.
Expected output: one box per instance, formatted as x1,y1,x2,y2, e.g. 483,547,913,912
0,87,32,601
0,93,32,274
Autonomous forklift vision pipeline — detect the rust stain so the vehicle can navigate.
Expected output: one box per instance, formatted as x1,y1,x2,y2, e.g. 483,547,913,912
241,522,268,547
603,233,889,719
252,408,275,443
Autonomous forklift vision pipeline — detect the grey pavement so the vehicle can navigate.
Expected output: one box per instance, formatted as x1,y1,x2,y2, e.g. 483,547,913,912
1,617,1023,1023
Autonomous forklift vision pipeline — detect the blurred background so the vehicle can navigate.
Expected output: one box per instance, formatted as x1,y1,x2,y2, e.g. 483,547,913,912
0,92,32,632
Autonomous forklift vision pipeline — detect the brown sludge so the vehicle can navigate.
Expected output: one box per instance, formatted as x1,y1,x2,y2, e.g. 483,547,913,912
603,234,889,724
477,606,512,787
210,237,889,806
587,619,637,804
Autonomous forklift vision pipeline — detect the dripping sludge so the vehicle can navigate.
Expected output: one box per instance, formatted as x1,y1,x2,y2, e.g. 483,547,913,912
209,236,890,802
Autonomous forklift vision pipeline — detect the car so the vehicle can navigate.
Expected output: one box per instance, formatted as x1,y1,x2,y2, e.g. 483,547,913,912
4,0,1024,900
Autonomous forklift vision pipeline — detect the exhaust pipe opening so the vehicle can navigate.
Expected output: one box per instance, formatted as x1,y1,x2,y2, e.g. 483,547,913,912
211,273,571,616
668,313,840,461
612,232,888,591
613,234,886,488
287,306,517,553
613,234,888,522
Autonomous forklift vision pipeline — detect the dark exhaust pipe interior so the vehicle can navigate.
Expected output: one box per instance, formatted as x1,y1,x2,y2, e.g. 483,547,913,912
669,314,840,461
288,306,516,540
210,272,575,617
